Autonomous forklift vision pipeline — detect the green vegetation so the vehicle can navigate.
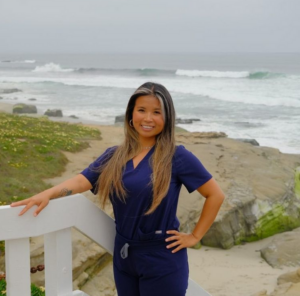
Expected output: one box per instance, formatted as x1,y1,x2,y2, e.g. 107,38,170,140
0,113,101,204
295,167,300,198
0,279,46,296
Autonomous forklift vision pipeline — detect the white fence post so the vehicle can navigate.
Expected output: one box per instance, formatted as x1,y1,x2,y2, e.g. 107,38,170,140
44,228,73,296
5,238,31,296
0,195,211,296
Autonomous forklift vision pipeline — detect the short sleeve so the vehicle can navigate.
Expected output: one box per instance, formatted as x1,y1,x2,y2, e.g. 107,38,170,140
174,145,212,193
80,146,117,194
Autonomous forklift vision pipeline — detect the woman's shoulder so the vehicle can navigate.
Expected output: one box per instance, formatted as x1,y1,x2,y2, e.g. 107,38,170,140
92,146,118,165
104,145,118,155
174,145,191,158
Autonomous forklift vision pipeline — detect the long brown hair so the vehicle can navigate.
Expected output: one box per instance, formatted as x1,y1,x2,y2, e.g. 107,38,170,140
98,82,176,214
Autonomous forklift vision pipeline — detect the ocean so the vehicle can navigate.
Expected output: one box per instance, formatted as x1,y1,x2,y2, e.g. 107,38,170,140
0,53,299,154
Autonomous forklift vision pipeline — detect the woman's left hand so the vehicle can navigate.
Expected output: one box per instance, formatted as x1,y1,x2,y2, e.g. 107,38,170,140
165,230,199,253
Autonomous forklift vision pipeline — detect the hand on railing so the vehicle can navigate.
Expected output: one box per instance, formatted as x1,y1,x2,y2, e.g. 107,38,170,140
10,174,92,217
10,192,51,217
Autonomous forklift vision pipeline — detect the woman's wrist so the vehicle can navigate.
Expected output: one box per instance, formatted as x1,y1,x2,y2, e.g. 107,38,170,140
191,232,200,240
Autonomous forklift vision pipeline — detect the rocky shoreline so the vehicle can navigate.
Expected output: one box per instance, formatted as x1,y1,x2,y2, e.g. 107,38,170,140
1,90,300,295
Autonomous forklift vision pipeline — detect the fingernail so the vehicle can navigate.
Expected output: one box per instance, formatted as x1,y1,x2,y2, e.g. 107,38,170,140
34,213,37,217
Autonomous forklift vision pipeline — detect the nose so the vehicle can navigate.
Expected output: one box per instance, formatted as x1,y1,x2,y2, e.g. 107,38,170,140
144,112,153,121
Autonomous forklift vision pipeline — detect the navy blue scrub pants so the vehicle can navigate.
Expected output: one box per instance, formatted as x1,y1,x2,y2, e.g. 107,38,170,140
113,232,189,296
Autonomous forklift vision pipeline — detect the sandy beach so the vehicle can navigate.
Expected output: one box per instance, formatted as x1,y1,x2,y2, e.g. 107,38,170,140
1,101,299,296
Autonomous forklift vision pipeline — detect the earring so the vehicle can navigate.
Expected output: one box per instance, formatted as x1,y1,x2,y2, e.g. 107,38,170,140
129,120,134,127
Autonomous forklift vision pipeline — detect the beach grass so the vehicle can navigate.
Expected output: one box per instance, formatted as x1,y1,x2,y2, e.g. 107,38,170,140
0,113,101,204
0,279,46,296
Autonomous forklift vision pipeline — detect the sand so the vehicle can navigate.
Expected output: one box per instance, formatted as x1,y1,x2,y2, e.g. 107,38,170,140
0,101,296,296
43,121,295,296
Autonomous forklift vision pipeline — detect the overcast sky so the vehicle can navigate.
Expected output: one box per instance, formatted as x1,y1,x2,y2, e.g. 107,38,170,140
0,0,299,53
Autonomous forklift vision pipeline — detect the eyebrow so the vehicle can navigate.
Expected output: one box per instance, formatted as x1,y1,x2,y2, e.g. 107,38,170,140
136,106,162,110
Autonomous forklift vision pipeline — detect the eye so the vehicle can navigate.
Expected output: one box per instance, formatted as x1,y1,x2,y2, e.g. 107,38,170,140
154,111,161,114
138,109,145,112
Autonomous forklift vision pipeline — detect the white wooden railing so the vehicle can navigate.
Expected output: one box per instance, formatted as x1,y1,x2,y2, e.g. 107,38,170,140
0,194,211,296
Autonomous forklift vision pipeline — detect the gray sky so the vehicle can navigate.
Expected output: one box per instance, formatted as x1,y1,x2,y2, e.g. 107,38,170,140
0,0,299,53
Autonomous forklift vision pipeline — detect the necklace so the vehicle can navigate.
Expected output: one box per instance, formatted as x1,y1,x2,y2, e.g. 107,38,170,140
141,145,154,149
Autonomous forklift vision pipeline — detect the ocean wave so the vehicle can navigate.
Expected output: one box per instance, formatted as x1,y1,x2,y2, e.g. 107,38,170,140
32,63,74,73
76,67,173,76
1,74,300,108
176,70,249,78
176,69,285,79
1,59,36,64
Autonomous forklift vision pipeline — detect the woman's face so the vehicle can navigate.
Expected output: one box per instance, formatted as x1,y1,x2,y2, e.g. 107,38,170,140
132,95,165,144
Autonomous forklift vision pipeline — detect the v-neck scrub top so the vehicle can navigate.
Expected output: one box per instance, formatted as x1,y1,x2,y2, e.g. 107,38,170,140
80,145,212,241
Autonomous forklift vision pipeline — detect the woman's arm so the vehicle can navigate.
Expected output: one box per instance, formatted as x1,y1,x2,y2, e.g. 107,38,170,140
10,174,92,217
166,178,225,253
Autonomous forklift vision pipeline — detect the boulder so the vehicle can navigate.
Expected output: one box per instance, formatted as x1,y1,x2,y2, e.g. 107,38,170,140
260,228,300,268
255,269,300,296
0,97,3,100
13,103,37,114
175,118,201,124
235,138,260,146
115,114,125,123
278,269,300,285
0,88,22,94
114,115,201,125
175,134,300,249
44,109,63,117
69,115,79,119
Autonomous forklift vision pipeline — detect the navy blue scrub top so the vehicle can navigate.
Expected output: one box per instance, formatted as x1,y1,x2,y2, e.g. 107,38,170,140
80,145,212,241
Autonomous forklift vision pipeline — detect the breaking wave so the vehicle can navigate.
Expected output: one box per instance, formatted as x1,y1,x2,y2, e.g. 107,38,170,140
32,63,74,73
176,69,286,79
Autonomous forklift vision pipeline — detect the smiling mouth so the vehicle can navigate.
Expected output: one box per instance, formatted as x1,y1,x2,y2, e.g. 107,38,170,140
141,125,154,130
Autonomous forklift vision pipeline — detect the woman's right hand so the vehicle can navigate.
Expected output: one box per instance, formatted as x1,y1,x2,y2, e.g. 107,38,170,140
10,191,51,217
10,174,92,217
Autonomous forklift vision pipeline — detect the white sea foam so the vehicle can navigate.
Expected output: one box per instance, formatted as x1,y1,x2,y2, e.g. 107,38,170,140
176,69,250,78
32,63,74,73
24,60,36,63
1,74,300,108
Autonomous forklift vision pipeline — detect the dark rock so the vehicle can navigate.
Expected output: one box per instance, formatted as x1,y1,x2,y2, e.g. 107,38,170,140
69,115,79,119
44,109,63,117
0,97,3,100
28,98,37,101
115,114,125,123
115,115,201,125
0,88,22,94
13,103,37,114
176,118,201,124
234,138,260,146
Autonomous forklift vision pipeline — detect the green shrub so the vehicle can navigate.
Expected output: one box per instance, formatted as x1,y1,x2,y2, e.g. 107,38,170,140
0,113,101,204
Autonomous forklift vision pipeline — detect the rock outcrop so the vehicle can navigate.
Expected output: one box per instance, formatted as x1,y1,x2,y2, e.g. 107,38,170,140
44,109,63,117
175,118,201,124
114,114,201,125
0,88,22,94
251,269,300,296
13,103,37,114
234,138,260,146
176,133,300,249
260,228,300,268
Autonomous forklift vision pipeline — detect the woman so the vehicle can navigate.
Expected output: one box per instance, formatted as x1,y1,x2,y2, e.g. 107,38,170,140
11,82,225,296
